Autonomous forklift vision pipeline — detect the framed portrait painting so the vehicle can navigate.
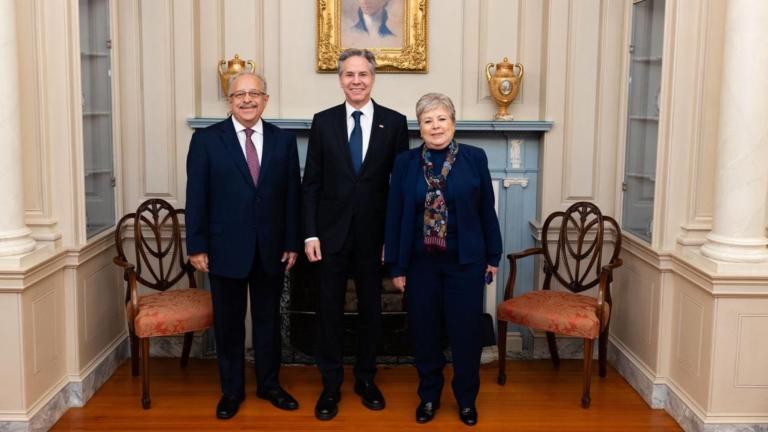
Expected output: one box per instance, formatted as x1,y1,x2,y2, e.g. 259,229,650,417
316,0,428,72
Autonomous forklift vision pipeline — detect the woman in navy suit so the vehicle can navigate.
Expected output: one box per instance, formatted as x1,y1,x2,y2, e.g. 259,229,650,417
384,93,502,426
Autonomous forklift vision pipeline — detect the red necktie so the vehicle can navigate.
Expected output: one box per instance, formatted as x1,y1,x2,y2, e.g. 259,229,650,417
245,128,260,186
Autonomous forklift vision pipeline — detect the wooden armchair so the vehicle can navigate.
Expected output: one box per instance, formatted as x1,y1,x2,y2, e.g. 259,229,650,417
114,199,213,409
496,201,622,408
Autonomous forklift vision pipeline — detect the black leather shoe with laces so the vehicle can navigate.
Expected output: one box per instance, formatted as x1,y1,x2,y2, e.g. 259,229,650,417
314,391,340,420
354,381,386,410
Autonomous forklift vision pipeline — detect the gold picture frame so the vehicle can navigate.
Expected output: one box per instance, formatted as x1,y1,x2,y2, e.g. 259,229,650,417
316,0,428,73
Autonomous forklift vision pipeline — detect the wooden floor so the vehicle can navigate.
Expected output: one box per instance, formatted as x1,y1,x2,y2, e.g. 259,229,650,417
53,358,681,431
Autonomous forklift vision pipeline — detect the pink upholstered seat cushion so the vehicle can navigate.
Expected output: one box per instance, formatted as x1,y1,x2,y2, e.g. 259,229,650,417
128,288,213,338
497,290,606,339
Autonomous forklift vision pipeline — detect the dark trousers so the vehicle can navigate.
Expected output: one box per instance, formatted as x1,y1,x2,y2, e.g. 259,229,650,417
406,249,485,408
315,232,382,391
209,250,284,399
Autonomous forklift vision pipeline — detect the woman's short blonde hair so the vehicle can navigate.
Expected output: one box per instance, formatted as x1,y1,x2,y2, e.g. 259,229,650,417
415,93,456,123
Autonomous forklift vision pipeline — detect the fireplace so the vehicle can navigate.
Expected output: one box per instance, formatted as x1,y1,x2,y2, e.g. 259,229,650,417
281,256,412,364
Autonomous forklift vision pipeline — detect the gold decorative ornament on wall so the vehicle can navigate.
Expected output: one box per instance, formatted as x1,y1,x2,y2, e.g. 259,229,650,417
218,54,256,97
485,58,524,120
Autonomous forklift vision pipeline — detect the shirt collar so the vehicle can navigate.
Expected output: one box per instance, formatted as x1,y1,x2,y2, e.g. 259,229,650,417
345,100,374,120
231,116,263,135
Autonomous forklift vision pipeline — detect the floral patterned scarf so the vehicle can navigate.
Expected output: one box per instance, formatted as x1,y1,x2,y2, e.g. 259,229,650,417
421,140,459,252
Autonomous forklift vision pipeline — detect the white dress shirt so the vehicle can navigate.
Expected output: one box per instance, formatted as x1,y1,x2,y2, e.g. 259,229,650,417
231,116,263,161
346,100,374,159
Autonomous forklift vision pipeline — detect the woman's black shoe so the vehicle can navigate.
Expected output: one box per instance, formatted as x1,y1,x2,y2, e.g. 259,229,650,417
459,406,478,426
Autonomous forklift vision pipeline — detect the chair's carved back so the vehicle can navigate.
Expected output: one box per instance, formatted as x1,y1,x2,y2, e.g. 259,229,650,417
114,199,195,298
540,202,621,294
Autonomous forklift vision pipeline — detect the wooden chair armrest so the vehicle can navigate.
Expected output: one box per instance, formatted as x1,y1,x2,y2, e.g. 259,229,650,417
113,256,133,270
123,267,140,325
503,247,544,301
596,258,622,331
508,247,543,261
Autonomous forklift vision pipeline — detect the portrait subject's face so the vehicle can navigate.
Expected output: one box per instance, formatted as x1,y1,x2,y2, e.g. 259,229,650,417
358,0,388,16
339,56,375,109
228,75,269,128
419,106,456,150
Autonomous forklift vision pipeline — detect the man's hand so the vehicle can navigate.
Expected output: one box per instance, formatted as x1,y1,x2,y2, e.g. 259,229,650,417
392,276,406,292
305,239,322,262
282,251,298,272
189,253,209,273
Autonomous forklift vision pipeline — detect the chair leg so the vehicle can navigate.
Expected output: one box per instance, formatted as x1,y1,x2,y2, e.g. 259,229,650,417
497,321,507,385
581,338,594,409
546,331,560,369
180,331,194,368
598,329,608,378
129,331,139,377
140,338,151,409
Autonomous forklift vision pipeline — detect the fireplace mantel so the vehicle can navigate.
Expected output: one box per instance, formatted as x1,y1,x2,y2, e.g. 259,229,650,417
187,117,553,132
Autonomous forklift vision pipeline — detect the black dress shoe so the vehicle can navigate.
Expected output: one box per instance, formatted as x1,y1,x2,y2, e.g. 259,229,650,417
216,395,242,420
354,381,385,410
415,401,439,423
257,387,299,411
315,391,340,421
459,406,478,426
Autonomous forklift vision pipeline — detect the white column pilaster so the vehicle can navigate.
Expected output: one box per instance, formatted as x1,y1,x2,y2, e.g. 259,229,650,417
0,0,36,257
700,0,768,263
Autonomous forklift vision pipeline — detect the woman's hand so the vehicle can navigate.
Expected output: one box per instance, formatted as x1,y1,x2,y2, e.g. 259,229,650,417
392,276,406,292
485,265,498,283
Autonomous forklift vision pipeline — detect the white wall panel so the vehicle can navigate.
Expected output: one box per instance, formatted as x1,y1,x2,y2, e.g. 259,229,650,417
668,273,713,410
0,295,23,410
562,0,600,201
78,250,123,370
139,0,175,196
712,298,768,414
611,249,659,371
22,271,66,407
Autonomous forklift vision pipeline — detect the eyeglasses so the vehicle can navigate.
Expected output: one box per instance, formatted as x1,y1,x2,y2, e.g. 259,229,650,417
229,90,267,100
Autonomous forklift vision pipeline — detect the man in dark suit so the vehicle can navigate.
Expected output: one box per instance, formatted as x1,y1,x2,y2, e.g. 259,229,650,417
186,72,301,420
302,48,409,420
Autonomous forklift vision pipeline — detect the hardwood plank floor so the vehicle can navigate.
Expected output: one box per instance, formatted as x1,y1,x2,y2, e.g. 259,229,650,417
53,358,681,431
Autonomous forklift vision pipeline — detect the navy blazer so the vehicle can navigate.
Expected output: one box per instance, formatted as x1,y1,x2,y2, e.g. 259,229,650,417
185,117,301,278
384,143,503,276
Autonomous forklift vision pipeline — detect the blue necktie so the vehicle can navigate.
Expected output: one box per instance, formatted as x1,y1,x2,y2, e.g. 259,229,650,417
349,111,363,174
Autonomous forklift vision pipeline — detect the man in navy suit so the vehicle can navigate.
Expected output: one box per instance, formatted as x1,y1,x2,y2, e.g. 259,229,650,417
302,48,409,420
186,72,301,420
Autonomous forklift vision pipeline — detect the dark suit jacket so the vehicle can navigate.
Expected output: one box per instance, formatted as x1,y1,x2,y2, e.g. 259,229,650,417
302,101,409,255
384,144,503,275
186,117,301,278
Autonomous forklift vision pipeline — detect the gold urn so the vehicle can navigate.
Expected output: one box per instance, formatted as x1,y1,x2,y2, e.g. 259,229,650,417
218,54,256,97
485,58,524,120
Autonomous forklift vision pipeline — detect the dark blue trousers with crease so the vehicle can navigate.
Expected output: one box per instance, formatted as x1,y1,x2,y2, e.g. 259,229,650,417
406,248,485,409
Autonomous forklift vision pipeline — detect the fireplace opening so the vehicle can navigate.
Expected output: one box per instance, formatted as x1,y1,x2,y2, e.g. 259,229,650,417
281,256,413,364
